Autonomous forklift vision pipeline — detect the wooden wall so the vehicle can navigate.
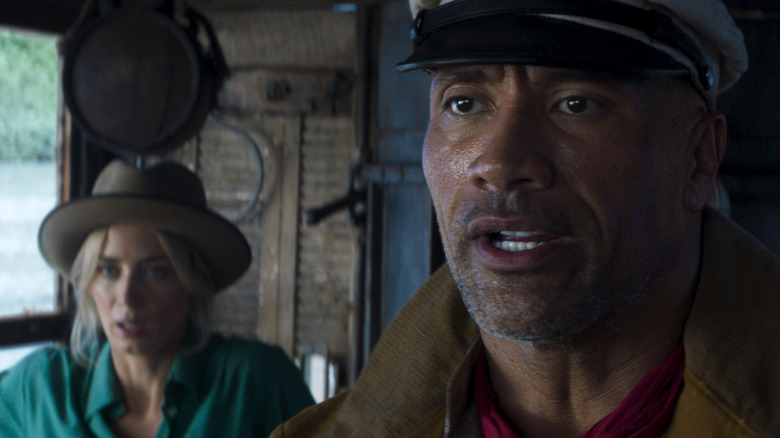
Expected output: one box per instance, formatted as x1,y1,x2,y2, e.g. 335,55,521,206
164,2,359,379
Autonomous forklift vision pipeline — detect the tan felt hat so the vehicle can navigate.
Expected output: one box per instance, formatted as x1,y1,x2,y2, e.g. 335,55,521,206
38,159,251,292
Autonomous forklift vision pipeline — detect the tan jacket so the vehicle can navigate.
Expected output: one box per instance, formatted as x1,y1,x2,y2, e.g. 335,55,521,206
272,210,780,437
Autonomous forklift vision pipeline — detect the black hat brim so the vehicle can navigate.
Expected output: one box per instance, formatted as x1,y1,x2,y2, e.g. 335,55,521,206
397,13,688,76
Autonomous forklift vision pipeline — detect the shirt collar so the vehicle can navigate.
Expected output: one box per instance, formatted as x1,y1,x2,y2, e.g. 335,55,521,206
84,341,124,420
167,332,211,400
83,328,211,419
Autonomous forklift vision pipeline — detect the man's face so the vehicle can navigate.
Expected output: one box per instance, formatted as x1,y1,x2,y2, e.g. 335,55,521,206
424,64,704,344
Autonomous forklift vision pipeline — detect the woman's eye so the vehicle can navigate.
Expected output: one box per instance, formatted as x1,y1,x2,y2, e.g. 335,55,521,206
147,266,168,278
555,96,600,115
97,265,118,277
445,96,482,115
146,266,165,277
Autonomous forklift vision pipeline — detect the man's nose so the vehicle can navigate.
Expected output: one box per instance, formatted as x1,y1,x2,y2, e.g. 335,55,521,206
467,110,554,193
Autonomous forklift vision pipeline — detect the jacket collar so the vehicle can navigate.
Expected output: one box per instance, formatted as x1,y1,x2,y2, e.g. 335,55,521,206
326,208,780,437
325,266,480,437
675,208,780,436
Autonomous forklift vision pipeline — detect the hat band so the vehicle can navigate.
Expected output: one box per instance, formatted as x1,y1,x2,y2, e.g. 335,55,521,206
400,0,713,90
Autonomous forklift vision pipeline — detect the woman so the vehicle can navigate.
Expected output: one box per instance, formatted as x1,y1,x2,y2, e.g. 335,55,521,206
0,159,314,437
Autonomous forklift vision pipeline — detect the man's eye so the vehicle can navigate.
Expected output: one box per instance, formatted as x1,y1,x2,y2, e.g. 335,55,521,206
555,96,599,114
446,96,481,115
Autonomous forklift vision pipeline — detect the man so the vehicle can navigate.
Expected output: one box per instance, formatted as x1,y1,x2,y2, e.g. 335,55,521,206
273,1,780,437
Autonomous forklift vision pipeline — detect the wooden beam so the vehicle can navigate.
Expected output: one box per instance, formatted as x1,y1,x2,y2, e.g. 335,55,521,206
0,0,85,34
0,313,70,346
218,69,353,115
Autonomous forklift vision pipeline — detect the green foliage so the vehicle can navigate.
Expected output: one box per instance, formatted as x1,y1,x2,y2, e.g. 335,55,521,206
0,29,58,161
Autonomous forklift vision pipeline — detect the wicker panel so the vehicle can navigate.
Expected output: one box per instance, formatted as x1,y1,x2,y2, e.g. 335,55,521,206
296,115,355,364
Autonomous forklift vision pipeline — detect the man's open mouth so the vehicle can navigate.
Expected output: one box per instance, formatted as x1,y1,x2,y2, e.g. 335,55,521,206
489,231,545,252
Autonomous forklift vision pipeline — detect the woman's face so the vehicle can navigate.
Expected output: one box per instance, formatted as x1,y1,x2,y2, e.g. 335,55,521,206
90,224,190,362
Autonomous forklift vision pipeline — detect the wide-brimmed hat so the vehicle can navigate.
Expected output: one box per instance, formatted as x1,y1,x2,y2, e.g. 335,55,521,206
399,0,748,108
38,159,251,292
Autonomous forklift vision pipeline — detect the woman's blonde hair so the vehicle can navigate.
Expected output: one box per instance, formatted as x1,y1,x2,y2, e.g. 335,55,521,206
69,226,215,365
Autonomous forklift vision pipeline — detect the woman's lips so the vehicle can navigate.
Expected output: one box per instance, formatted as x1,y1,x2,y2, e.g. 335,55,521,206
115,320,148,337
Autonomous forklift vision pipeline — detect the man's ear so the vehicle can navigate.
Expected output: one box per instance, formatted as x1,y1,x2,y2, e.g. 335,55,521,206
683,111,727,213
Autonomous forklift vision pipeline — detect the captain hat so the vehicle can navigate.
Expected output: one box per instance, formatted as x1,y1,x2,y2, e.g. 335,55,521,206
398,0,748,108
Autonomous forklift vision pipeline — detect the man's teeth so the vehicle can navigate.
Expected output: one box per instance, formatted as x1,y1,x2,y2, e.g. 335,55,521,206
493,240,544,252
499,231,536,237
492,231,543,252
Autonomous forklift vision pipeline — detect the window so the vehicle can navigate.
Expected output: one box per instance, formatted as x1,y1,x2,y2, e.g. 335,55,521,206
0,28,66,370
0,163,57,317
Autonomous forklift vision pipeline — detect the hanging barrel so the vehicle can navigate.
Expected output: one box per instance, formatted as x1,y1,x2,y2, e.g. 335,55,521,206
62,1,227,156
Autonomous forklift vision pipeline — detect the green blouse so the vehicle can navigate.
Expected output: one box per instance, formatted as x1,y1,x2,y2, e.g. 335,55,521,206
0,334,314,437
